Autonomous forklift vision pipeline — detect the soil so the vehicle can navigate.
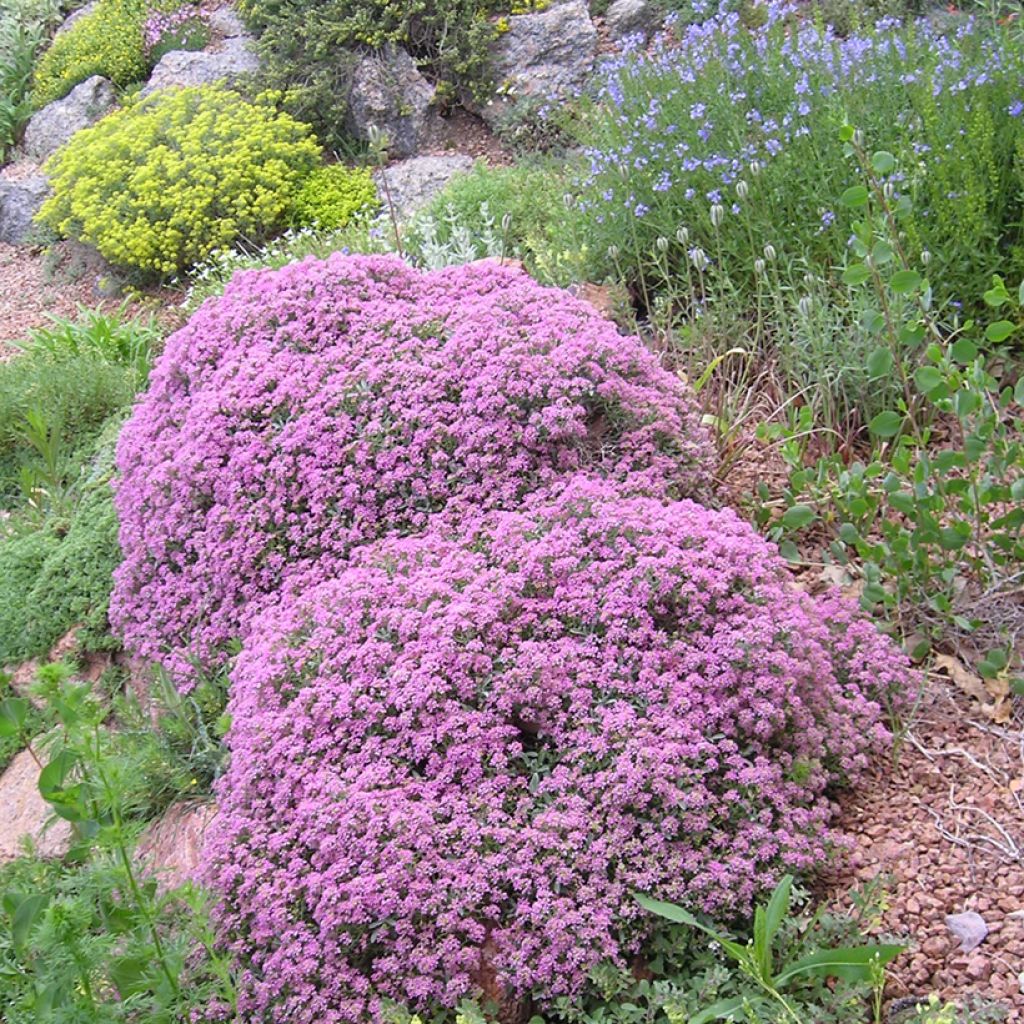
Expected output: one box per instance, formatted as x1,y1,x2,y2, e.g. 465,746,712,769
822,680,1024,1019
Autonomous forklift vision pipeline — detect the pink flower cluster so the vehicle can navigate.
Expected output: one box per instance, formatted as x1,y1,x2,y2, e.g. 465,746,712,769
110,254,913,1019
143,3,210,55
111,256,713,680
205,478,910,1021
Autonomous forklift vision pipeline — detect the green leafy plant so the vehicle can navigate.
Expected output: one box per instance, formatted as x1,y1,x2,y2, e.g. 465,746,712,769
0,0,60,160
637,877,903,1024
756,135,1024,677
292,163,380,229
38,85,321,275
0,663,236,1021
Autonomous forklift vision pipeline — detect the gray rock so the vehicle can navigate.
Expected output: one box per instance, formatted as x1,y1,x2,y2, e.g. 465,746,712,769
605,0,660,40
23,75,116,160
0,175,50,245
945,911,988,953
55,0,99,36
207,6,249,39
141,37,259,96
480,0,597,127
373,154,475,222
345,46,436,159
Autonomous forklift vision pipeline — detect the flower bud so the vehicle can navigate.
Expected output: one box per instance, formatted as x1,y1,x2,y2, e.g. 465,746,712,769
563,193,575,209
501,213,513,233
736,179,749,200
690,247,709,271
749,160,763,177
797,295,813,318
921,249,932,266
655,236,669,253
754,258,766,277
710,203,724,227
883,182,895,200
676,225,689,245
607,244,620,260
763,243,777,261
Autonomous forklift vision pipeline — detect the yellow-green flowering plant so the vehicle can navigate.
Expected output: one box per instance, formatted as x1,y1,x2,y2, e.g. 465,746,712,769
38,86,321,276
292,164,379,229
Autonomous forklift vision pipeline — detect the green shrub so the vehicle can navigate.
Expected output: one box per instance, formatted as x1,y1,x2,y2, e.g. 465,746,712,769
292,163,379,229
32,0,150,106
0,354,135,501
0,418,123,667
38,86,321,275
0,527,61,665
237,0,523,149
0,0,60,160
405,159,582,281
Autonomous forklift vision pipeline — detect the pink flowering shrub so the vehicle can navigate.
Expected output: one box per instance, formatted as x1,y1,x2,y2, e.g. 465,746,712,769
110,256,712,680
204,477,911,1022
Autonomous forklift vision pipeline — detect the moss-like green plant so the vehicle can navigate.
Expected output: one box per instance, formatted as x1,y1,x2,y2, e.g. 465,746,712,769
38,85,321,275
292,164,379,229
32,0,150,106
0,527,61,665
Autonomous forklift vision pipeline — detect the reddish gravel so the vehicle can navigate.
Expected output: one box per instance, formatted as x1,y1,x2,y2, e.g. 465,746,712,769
822,681,1024,1018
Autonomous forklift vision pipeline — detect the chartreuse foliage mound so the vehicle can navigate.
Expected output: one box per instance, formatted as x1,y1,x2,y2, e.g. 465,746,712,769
204,477,910,1021
38,86,320,275
111,255,713,679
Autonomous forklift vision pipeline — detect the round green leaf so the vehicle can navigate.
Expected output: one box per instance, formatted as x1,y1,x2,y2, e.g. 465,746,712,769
781,504,817,530
840,185,869,208
913,366,944,394
889,269,921,294
984,319,1016,343
842,263,871,286
871,151,896,174
950,337,978,364
866,347,893,378
868,410,903,437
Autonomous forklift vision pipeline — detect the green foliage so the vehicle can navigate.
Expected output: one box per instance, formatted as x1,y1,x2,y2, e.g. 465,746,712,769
406,160,583,281
32,0,151,106
38,85,321,275
0,0,61,161
755,138,1024,680
236,0,535,149
0,666,236,1022
0,315,149,499
636,878,902,1024
292,163,379,229
0,673,43,773
0,528,62,665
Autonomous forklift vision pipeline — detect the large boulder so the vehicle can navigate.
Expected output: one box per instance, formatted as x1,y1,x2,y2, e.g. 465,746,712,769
373,153,474,221
22,75,116,160
207,6,249,39
140,37,259,96
605,0,660,40
0,175,50,244
345,46,436,158
0,748,72,862
480,0,597,126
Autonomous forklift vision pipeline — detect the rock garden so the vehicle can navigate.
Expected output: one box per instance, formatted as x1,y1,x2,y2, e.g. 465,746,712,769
0,1,1021,1022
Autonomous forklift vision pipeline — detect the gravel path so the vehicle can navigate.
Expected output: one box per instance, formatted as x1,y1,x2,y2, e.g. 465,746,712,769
0,242,127,355
823,681,1024,1018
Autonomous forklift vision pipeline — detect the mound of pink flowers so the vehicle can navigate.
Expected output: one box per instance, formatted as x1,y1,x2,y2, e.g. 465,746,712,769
111,255,712,680
204,477,910,1022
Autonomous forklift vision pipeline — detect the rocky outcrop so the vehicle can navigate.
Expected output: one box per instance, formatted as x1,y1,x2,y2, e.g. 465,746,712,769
136,802,218,893
345,46,437,158
0,747,72,862
0,175,50,245
141,36,259,96
373,154,474,221
605,0,660,40
22,75,116,160
480,0,597,127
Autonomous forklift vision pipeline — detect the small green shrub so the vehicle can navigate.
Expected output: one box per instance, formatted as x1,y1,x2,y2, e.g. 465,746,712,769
0,354,133,503
38,85,321,275
0,0,60,160
31,0,152,106
292,163,379,229
238,0,528,149
405,160,581,280
0,527,61,665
